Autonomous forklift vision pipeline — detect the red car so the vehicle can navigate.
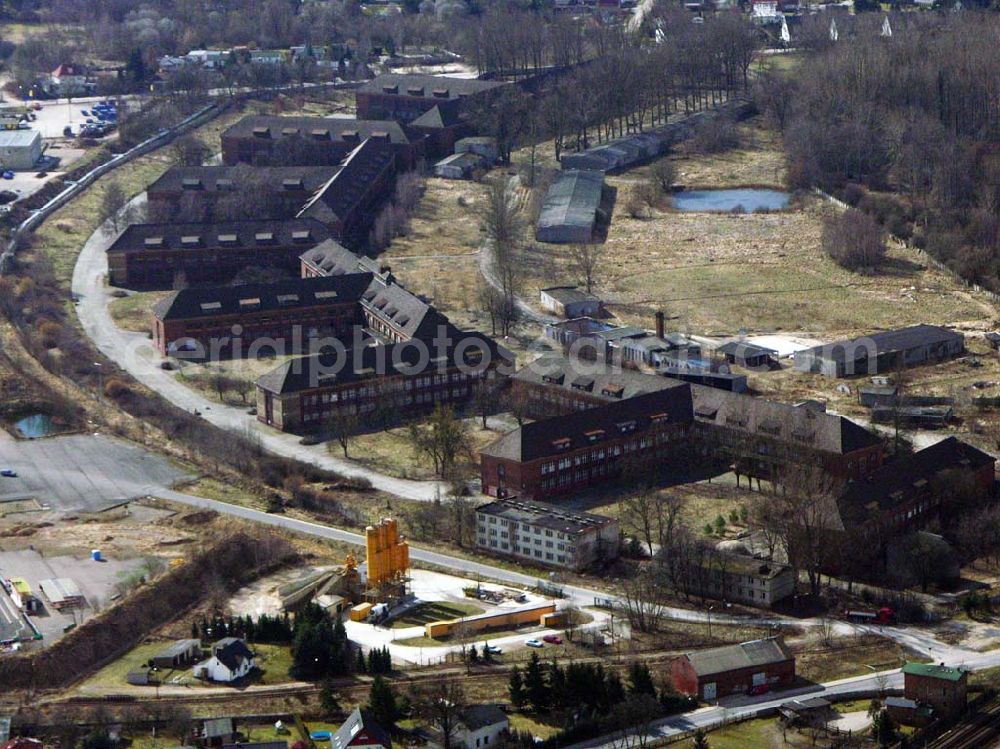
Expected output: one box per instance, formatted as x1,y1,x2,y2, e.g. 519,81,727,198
542,634,563,644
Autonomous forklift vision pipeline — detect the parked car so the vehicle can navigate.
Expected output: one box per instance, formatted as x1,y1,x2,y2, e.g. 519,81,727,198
3,171,15,180
81,109,90,116
63,125,74,137
525,639,544,648
1,469,18,477
485,644,502,655
542,634,563,644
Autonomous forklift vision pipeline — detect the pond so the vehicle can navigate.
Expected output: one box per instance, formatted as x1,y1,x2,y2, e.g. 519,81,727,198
14,413,59,439
672,189,790,213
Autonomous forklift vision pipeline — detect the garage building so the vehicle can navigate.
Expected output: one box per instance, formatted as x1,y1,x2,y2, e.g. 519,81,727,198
0,130,41,171
670,637,795,701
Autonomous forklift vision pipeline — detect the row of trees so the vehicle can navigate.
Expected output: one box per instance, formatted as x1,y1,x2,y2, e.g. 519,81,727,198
192,612,294,644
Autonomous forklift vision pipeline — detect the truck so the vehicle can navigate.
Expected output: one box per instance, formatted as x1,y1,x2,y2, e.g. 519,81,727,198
844,607,896,625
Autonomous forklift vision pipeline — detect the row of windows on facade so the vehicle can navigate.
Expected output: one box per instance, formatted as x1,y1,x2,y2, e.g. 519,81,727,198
479,536,568,564
300,373,471,405
540,431,677,475
178,314,353,332
300,389,468,420
479,516,573,540
482,526,569,550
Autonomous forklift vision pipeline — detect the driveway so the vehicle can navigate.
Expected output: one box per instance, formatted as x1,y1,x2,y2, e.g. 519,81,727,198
71,198,450,502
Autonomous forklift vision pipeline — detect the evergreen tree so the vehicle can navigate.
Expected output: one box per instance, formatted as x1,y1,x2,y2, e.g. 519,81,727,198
692,730,709,749
367,675,400,728
548,660,567,711
482,642,492,662
320,679,340,716
605,671,625,707
126,47,147,82
524,652,550,712
468,644,479,662
357,649,367,673
872,710,896,747
508,666,526,709
191,621,199,639
628,662,657,697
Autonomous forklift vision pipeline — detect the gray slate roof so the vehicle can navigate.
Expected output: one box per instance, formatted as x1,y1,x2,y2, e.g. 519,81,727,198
541,286,602,305
796,324,964,364
331,708,391,749
512,354,682,402
458,704,508,732
297,139,395,224
148,165,339,195
152,273,372,321
358,73,505,101
301,239,384,276
107,218,329,255
684,637,793,677
690,386,882,455
154,639,201,660
223,115,409,145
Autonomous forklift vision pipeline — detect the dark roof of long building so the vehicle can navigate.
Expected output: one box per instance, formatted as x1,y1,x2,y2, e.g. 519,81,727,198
152,273,372,321
107,218,329,255
147,165,339,195
683,637,793,678
481,386,694,463
331,708,391,749
358,73,505,101
797,324,965,364
256,331,501,395
222,115,410,145
297,139,396,224
475,497,616,536
513,355,684,402
301,239,384,276
691,386,882,455
536,169,604,234
837,436,994,524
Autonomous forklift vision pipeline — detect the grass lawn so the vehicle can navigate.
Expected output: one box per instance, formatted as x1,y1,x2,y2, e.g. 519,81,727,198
508,713,561,740
81,641,188,690
390,600,485,628
254,643,295,685
678,716,839,748
175,477,269,510
337,417,502,481
394,635,442,647
108,290,170,333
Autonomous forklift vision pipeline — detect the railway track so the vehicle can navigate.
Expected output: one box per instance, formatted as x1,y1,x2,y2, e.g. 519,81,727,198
925,698,1000,749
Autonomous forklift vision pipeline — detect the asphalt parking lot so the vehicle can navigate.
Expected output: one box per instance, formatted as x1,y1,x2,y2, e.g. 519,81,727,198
0,549,147,647
0,434,193,515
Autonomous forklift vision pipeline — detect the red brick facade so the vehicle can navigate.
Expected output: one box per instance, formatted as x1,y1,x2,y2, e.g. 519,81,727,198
670,652,796,701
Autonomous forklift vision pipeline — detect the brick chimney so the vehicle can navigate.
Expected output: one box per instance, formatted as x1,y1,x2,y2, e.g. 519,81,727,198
655,310,665,340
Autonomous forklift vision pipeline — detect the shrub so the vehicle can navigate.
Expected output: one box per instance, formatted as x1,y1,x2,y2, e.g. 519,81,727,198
843,183,865,206
822,208,887,271
104,377,131,399
691,116,740,154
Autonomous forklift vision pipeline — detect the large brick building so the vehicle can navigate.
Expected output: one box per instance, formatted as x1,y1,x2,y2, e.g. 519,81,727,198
256,332,509,432
899,662,968,723
690,387,886,483
106,218,329,289
296,138,397,248
152,273,372,358
474,497,620,571
670,637,796,701
146,165,338,223
509,355,681,419
221,116,419,169
479,386,694,500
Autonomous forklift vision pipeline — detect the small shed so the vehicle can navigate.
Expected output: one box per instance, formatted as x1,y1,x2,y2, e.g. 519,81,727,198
0,130,41,171
779,697,832,724
539,286,604,318
455,137,498,164
716,341,778,369
433,152,484,180
536,169,605,244
151,639,203,669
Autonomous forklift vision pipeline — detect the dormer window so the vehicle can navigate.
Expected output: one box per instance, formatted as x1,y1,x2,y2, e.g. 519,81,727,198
181,178,202,190
310,129,330,141
601,385,624,398
217,233,238,245
407,86,424,96
617,420,636,434
282,178,303,190
291,230,312,243
585,429,605,443
255,231,275,242
281,127,299,137
143,236,164,247
252,126,270,139
180,235,201,247
277,294,299,306
552,437,571,452
542,372,565,385
650,412,669,424
215,179,234,191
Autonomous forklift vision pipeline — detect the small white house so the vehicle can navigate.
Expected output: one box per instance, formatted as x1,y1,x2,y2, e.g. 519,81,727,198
194,638,255,683
454,705,508,749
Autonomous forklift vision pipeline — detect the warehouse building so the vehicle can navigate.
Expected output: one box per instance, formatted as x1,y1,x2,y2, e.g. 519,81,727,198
670,637,796,701
794,324,965,378
0,130,41,171
535,170,605,244
539,286,605,318
475,497,619,570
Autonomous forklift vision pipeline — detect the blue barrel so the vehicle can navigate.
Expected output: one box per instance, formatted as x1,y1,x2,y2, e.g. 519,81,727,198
91,549,102,561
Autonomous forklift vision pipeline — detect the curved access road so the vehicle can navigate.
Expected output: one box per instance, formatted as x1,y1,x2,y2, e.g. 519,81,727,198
71,200,449,502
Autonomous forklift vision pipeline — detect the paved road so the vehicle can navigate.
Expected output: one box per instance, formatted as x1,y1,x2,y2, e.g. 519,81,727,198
71,201,449,502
